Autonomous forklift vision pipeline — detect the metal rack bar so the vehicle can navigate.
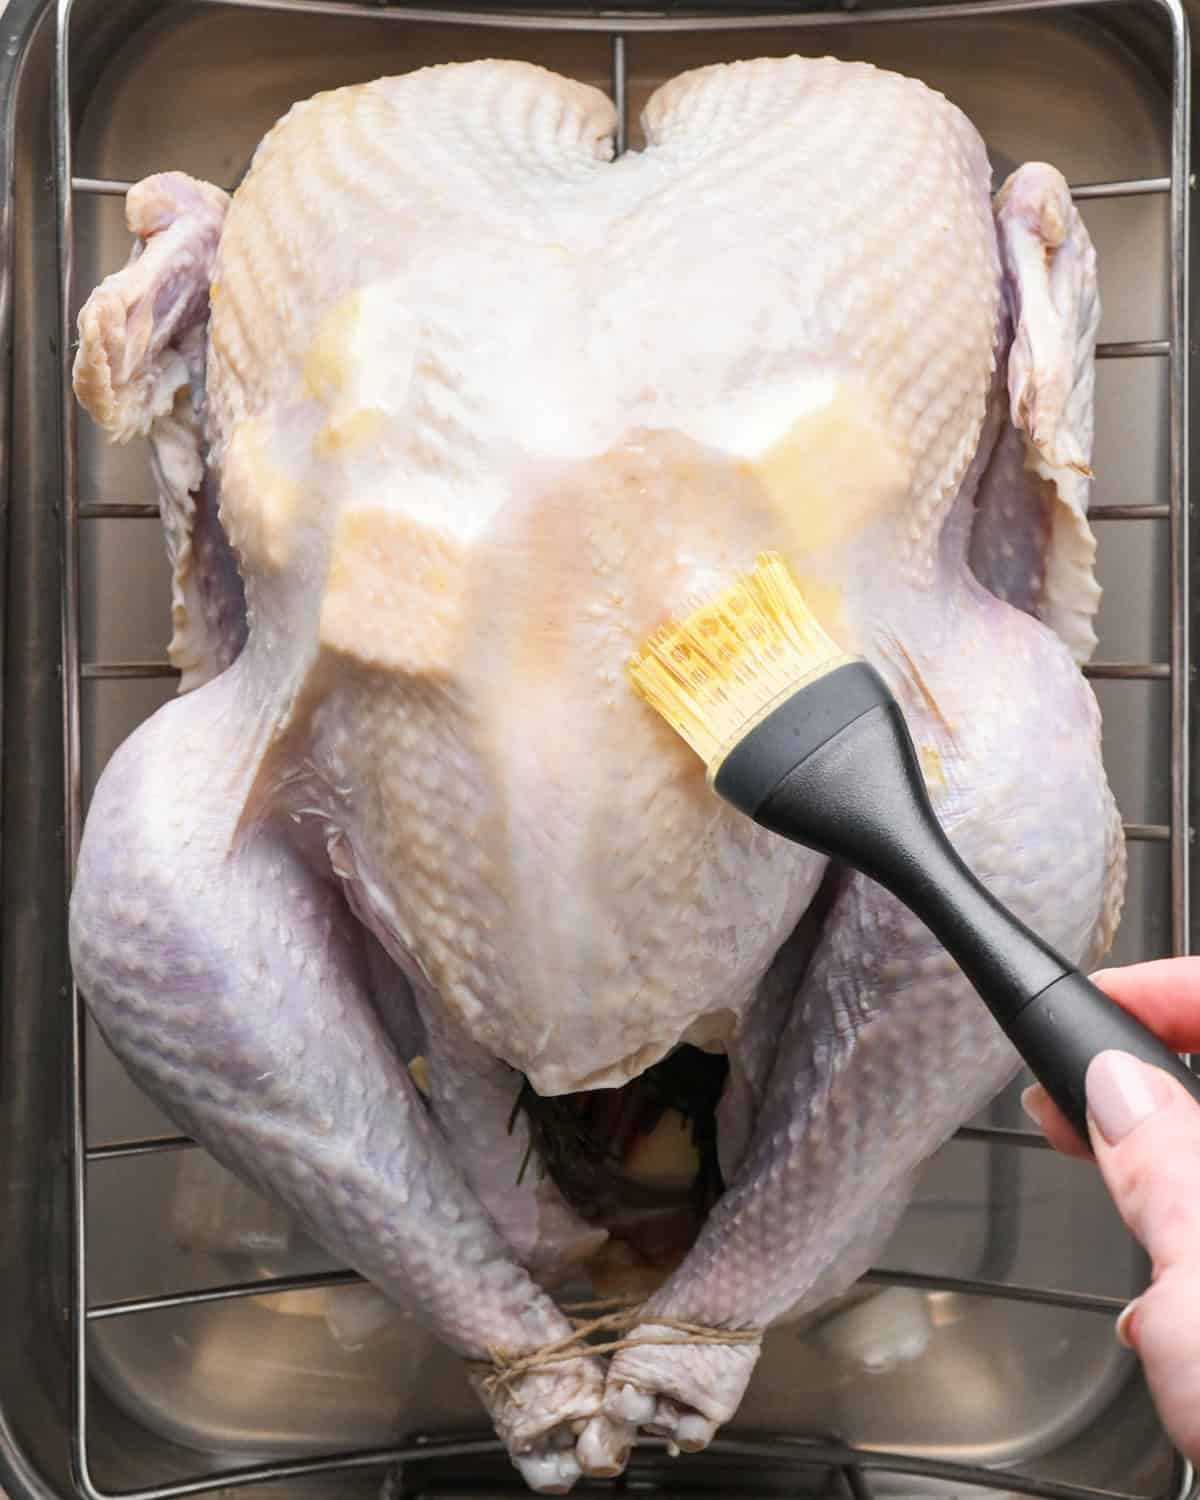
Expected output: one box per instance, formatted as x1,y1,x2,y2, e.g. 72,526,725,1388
79,503,158,520
1165,0,1192,955
862,1268,1125,1315
84,1117,1052,1169
36,1430,1179,1500
54,16,92,1500
1071,175,1170,198
71,659,1161,682
72,176,133,196
54,2,1192,1500
79,658,1175,683
86,1134,194,1163
85,1259,1122,1331
955,1124,1051,1149
75,498,1177,524
80,662,179,681
611,35,627,156
69,173,1171,201
1124,823,1172,843
809,1441,1179,1500
88,1269,363,1322
189,0,1139,29
1091,504,1170,520
1085,663,1171,680
1097,339,1170,358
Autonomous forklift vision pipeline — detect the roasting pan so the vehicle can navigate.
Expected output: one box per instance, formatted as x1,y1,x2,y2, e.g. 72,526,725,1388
0,1,1196,1497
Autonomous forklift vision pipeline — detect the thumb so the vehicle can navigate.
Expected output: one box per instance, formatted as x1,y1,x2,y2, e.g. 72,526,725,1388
1086,1050,1200,1462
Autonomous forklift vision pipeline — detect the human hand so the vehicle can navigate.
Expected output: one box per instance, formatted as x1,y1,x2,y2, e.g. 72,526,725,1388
1021,959,1200,1462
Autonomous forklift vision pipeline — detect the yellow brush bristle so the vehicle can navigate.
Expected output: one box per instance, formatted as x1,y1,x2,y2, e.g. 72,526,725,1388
628,553,854,773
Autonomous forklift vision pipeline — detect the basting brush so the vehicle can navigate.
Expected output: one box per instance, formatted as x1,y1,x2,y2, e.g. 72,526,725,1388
628,552,1200,1143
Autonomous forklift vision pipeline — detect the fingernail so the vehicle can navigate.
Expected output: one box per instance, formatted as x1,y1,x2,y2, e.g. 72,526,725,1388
1115,1298,1141,1349
1020,1084,1052,1133
1086,1052,1172,1146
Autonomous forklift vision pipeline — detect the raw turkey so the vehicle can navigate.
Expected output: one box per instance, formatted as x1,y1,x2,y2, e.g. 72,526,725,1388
70,55,1123,1493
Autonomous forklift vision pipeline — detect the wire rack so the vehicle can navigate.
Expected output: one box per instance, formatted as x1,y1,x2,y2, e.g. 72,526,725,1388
52,2,1195,1498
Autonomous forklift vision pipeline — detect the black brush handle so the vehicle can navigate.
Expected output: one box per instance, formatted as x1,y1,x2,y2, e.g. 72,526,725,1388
1006,971,1200,1139
715,664,1200,1144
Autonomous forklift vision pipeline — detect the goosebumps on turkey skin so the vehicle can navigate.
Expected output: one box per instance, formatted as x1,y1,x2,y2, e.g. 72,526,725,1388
69,54,1120,1493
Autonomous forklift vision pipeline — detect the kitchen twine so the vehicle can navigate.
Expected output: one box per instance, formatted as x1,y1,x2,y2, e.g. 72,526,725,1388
474,1298,761,1395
